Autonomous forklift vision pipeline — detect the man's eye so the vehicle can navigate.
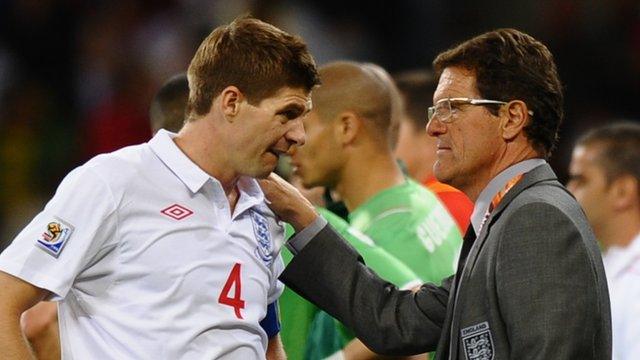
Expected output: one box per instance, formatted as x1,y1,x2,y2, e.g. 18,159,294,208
285,111,297,119
281,110,302,120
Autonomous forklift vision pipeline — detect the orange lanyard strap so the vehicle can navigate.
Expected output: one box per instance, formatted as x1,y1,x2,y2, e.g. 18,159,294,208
489,174,524,213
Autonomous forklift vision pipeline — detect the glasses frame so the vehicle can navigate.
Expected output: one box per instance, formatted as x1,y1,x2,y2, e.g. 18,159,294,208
427,97,534,123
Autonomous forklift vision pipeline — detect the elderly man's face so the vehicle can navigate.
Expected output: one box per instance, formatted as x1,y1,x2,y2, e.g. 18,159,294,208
426,67,503,195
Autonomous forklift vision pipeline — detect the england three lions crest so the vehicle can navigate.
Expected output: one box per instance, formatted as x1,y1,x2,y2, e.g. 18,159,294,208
250,210,273,265
36,217,74,257
461,321,494,360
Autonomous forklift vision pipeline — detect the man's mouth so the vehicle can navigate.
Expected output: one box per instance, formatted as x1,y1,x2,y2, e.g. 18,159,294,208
268,148,285,157
290,160,301,172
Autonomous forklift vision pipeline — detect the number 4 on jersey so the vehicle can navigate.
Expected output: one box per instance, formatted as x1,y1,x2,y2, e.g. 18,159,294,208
218,263,245,319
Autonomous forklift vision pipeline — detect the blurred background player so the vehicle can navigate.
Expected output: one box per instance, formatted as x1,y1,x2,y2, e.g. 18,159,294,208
289,60,461,359
19,71,192,360
149,73,189,134
278,178,422,360
567,121,640,360
393,70,473,233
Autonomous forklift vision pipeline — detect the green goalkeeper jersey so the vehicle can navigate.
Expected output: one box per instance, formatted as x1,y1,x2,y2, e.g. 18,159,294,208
349,179,463,284
280,207,420,360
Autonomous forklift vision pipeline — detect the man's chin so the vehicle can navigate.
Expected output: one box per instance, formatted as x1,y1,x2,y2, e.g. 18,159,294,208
255,165,277,179
433,165,454,185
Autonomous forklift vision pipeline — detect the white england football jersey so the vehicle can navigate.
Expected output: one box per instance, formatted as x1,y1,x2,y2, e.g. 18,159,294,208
0,130,285,359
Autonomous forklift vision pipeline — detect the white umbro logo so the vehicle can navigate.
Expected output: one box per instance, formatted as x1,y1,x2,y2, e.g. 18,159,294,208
161,204,194,220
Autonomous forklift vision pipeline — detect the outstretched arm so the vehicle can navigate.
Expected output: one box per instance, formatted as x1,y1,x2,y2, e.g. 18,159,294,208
259,174,449,355
281,225,448,355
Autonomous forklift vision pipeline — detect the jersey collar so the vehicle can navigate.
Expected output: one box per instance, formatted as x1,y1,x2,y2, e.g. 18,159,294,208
149,129,210,194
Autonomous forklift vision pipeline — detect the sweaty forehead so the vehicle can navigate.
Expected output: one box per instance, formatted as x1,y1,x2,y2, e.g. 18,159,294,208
433,67,478,102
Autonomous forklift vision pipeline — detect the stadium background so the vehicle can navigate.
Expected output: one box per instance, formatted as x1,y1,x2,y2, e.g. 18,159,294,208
0,0,638,248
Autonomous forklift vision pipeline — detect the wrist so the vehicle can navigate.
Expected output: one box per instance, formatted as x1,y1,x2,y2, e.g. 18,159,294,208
288,207,318,231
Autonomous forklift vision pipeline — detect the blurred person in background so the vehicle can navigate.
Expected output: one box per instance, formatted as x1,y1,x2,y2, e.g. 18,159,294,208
393,70,473,233
279,174,422,360
262,28,611,359
289,60,461,359
568,121,640,360
149,73,189,134
0,17,319,359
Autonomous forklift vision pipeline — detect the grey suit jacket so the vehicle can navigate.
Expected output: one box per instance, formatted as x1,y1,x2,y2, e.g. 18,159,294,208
281,164,611,359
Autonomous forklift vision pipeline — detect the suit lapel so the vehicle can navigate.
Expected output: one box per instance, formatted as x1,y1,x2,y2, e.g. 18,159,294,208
462,164,558,274
447,164,558,359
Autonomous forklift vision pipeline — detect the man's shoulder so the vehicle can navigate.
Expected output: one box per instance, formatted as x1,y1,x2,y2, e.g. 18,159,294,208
361,179,440,213
82,143,152,183
509,180,582,217
496,180,592,239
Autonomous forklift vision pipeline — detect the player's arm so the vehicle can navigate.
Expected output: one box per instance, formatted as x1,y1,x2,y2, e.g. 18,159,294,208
262,301,286,359
21,301,60,360
0,270,51,359
266,334,286,360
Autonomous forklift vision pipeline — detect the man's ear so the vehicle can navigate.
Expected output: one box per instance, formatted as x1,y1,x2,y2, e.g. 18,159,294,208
610,174,639,211
501,100,530,141
335,111,361,145
220,86,243,120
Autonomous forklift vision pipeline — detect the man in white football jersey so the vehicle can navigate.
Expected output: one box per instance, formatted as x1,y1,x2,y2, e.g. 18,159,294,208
0,16,319,359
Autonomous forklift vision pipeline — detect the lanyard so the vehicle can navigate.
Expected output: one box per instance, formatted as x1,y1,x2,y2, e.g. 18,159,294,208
479,173,524,233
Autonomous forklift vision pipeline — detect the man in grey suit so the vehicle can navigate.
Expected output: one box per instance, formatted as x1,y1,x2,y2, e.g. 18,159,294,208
260,28,611,359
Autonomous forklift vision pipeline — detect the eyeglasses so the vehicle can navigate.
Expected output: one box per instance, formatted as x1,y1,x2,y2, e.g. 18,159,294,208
427,97,534,123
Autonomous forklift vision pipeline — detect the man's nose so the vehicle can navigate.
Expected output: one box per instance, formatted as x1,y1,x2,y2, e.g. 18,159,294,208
287,118,306,146
426,116,446,137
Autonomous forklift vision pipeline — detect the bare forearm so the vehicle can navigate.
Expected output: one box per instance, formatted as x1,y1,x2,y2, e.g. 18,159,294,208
0,271,51,360
266,334,287,360
0,312,36,360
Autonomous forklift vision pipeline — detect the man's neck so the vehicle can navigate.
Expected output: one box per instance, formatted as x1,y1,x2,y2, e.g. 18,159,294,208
337,151,405,211
175,120,240,196
463,145,540,202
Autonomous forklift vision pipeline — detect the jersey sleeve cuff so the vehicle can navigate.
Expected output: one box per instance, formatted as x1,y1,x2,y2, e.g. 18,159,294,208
0,258,69,300
259,301,281,338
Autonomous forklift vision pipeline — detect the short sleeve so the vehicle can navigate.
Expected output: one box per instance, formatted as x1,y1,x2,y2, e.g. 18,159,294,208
0,165,118,299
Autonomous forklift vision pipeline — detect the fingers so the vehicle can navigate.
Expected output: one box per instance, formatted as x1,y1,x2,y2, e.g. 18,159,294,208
258,172,319,231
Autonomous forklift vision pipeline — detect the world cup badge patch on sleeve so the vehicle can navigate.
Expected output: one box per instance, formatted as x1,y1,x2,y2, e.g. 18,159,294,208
36,217,74,258
250,210,273,266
